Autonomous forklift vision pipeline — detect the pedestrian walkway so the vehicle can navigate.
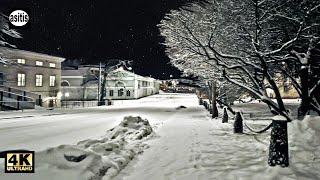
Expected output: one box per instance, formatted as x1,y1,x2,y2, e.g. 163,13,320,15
113,96,274,180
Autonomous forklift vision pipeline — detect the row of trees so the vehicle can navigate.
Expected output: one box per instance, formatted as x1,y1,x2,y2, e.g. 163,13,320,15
0,13,21,63
159,0,320,167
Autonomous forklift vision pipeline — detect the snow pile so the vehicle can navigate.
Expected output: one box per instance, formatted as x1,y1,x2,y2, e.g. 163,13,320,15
105,116,153,141
2,116,153,180
286,116,320,178
258,115,320,179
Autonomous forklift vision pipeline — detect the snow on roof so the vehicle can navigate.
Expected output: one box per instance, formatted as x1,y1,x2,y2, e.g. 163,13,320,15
0,46,65,62
112,67,156,81
61,70,83,77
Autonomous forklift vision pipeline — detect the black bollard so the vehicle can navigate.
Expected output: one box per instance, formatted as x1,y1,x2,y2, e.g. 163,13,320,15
222,107,228,123
234,111,243,133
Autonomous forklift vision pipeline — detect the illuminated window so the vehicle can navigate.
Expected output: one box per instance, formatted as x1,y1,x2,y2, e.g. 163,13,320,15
36,61,43,66
17,73,25,86
49,75,55,87
49,63,56,68
36,75,43,86
17,59,25,64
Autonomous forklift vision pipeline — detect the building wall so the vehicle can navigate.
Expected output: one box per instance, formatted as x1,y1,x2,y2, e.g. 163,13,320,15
61,68,160,101
104,77,136,100
0,47,64,107
62,78,83,87
104,73,159,100
265,73,300,99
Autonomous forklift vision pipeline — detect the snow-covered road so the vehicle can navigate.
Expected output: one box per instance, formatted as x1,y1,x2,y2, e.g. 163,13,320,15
0,93,189,151
1,93,318,180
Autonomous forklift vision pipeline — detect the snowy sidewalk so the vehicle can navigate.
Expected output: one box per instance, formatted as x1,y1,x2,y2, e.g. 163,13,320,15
114,98,270,180
114,96,320,180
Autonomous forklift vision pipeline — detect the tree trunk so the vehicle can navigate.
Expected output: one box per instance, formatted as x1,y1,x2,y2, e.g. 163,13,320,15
99,65,108,106
268,120,289,167
298,66,310,119
211,80,219,118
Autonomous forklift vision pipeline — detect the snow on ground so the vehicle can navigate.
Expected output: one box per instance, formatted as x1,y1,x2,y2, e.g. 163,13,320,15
113,96,319,180
0,93,319,180
0,93,189,151
0,116,155,180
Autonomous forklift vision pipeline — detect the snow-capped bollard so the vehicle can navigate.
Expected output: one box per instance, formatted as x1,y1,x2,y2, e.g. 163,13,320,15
268,115,289,167
204,101,208,110
199,98,203,105
234,111,243,133
222,107,228,123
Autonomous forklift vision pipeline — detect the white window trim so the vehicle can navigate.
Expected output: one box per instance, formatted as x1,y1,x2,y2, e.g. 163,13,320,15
17,73,26,86
36,61,43,66
17,59,25,64
49,63,56,68
36,74,43,87
49,75,56,87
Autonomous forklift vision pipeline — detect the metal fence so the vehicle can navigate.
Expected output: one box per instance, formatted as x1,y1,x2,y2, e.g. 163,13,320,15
0,101,36,110
0,85,40,101
61,101,99,108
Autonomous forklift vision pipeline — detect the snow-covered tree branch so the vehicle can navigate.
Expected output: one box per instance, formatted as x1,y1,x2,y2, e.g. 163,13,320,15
0,13,22,64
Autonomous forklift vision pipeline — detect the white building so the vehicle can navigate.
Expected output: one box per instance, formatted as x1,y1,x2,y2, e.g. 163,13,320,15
60,66,160,102
105,68,160,100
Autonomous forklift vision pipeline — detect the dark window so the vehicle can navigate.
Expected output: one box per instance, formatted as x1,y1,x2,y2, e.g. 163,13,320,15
61,81,70,86
284,85,290,93
126,90,131,96
0,73,4,85
109,90,114,96
118,89,124,96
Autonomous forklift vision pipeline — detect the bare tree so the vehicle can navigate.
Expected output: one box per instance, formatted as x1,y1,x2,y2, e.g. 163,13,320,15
0,13,22,64
98,60,132,105
159,0,320,167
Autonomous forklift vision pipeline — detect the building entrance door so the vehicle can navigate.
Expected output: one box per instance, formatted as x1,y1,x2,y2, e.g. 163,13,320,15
49,99,55,107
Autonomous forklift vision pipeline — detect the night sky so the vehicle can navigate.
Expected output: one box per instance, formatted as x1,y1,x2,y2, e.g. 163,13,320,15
0,0,201,79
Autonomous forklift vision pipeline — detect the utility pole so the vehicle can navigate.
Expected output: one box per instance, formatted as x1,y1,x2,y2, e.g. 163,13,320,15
98,62,101,101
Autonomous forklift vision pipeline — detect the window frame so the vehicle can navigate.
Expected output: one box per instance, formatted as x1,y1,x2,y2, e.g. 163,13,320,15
35,74,43,87
49,63,56,68
17,59,25,64
126,90,131,97
118,89,124,97
49,75,56,87
36,61,43,66
17,73,26,87
109,90,114,97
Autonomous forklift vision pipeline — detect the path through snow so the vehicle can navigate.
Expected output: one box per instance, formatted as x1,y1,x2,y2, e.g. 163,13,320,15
114,95,320,180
